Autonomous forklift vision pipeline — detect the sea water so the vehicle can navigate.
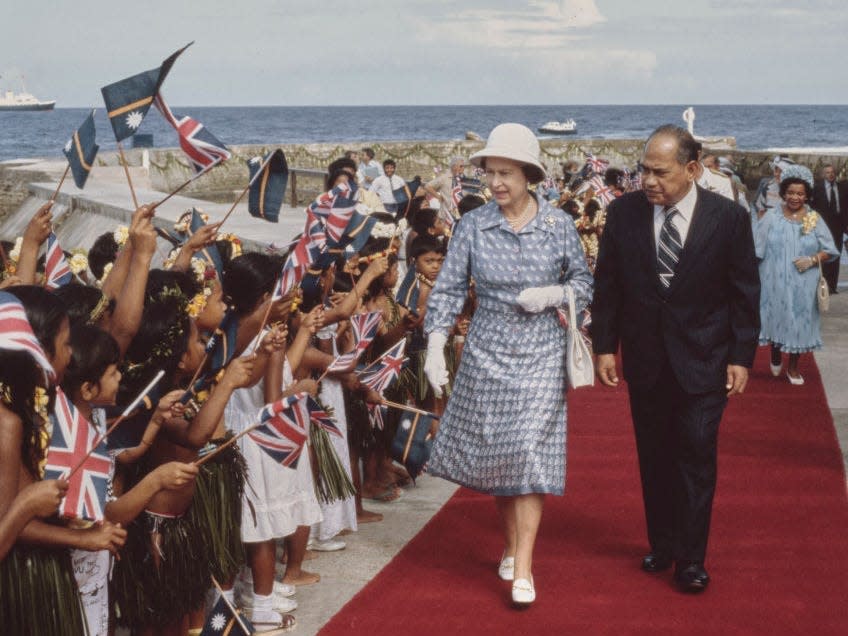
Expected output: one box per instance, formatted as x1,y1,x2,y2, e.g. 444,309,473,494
1,105,847,163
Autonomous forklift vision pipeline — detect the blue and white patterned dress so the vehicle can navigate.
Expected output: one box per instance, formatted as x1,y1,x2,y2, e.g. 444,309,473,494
754,205,839,353
424,194,593,496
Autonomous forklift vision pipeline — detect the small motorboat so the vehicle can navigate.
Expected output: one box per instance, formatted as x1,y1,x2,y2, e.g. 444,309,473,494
538,119,577,135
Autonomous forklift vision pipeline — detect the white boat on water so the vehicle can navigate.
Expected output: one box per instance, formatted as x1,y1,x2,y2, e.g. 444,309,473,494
538,119,577,135
0,76,55,111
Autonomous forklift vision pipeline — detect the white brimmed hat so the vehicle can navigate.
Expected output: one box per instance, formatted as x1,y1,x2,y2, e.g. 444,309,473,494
470,123,546,184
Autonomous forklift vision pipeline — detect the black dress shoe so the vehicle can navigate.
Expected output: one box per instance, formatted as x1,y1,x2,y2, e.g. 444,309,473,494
674,561,710,593
641,553,673,573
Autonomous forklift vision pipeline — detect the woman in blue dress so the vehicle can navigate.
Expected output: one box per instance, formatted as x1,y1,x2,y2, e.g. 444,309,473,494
423,123,593,605
754,163,839,385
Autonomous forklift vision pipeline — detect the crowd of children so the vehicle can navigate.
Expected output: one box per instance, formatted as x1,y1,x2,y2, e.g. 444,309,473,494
0,158,476,635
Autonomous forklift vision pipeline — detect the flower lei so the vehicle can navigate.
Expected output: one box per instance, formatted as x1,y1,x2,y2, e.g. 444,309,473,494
2,237,23,277
186,258,218,318
173,210,209,234
96,262,113,289
113,226,129,248
801,211,818,235
69,249,89,276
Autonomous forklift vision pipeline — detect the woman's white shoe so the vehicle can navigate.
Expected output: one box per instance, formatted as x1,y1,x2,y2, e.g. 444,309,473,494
498,555,515,581
786,371,805,386
769,362,782,377
511,577,535,605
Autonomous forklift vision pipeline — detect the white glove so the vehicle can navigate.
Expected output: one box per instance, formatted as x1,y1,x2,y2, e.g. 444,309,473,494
516,285,564,313
424,332,449,398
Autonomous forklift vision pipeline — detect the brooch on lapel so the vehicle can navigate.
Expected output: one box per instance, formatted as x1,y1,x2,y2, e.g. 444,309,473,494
545,215,556,226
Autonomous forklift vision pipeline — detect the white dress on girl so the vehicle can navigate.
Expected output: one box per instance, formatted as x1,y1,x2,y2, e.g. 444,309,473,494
313,324,357,541
225,341,322,544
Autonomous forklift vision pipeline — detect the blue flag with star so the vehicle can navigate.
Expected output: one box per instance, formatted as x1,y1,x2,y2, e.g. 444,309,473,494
200,595,255,635
247,149,289,222
62,109,99,189
101,42,193,142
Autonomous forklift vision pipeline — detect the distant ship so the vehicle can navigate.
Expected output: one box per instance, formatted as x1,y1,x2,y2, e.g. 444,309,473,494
0,75,55,111
538,119,577,135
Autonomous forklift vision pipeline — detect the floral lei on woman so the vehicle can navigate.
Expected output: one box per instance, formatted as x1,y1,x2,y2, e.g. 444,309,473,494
186,257,219,318
801,210,818,235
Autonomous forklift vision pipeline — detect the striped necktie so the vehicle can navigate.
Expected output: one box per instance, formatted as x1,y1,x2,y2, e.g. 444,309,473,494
657,206,682,288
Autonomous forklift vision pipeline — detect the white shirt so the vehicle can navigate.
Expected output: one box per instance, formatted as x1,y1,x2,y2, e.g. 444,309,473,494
369,174,406,205
826,180,840,209
357,159,384,185
653,182,697,254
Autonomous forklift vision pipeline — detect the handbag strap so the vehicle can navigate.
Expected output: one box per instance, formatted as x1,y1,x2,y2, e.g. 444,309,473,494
566,285,578,334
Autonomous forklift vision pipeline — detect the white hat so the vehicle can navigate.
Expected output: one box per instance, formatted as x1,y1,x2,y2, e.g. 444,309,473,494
470,123,546,184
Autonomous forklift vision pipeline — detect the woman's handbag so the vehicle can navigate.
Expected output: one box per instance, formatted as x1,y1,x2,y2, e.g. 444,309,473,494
564,285,594,389
817,260,830,313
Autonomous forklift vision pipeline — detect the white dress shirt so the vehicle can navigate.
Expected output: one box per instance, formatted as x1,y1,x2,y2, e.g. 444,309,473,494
653,182,697,253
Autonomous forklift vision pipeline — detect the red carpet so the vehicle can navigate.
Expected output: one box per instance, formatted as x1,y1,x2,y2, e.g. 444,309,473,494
321,350,848,635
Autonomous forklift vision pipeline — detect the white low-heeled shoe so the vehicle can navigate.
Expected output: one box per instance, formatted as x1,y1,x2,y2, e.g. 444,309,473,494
511,577,535,605
769,362,782,377
786,371,804,386
498,555,515,581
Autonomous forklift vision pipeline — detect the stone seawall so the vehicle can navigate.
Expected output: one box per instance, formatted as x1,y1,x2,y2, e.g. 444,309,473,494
3,137,848,235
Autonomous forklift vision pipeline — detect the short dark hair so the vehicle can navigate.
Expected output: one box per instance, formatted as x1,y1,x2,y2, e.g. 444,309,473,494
63,324,121,399
7,285,67,358
361,147,375,160
457,193,486,216
326,157,358,189
88,232,120,280
382,159,396,169
410,235,446,259
411,208,439,236
647,124,700,165
779,177,812,199
223,252,279,316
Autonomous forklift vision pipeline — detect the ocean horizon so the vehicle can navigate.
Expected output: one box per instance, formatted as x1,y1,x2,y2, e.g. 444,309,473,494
2,104,848,162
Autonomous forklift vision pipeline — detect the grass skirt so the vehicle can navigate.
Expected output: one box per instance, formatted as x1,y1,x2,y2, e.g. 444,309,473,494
189,435,247,583
110,511,210,629
0,543,88,636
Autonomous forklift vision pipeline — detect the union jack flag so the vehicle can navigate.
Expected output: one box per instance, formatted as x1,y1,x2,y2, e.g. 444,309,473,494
0,291,56,382
359,339,407,394
309,183,358,245
154,93,231,173
43,389,111,522
44,233,72,289
583,152,609,176
628,170,643,192
451,175,463,208
289,210,326,269
248,393,310,468
306,395,342,438
589,175,615,206
271,257,306,303
325,311,383,373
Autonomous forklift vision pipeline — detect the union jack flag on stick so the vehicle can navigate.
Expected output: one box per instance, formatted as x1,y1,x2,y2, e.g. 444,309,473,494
583,152,609,176
306,395,343,438
247,393,311,468
322,311,383,375
154,93,231,173
358,339,407,394
44,233,73,290
309,183,359,245
0,291,56,382
589,175,615,206
43,389,111,522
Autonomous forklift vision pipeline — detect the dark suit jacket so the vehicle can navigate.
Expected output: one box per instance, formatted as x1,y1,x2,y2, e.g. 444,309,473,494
812,179,848,237
591,187,760,394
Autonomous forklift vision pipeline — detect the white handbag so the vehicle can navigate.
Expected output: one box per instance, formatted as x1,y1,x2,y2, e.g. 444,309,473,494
564,285,595,389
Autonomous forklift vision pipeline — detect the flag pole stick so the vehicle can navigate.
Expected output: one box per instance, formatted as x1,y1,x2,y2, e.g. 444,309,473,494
50,165,71,203
66,370,166,479
216,151,277,231
356,339,405,377
0,241,9,270
377,399,440,419
210,576,252,635
116,141,139,209
194,422,261,467
150,163,216,211
248,299,276,356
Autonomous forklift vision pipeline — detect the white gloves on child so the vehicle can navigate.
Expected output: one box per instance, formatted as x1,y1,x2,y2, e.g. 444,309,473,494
424,332,450,398
516,285,564,313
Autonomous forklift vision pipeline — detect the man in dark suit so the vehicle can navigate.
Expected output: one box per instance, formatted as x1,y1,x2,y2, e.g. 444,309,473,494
811,163,847,293
591,125,760,593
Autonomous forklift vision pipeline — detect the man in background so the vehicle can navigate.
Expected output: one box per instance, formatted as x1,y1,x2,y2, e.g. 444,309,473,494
812,163,847,293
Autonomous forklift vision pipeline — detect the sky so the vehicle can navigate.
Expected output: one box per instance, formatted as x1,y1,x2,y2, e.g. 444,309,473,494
2,0,846,107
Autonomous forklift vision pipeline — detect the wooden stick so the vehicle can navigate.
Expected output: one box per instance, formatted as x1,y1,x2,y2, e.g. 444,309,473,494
194,421,261,467
215,182,250,233
150,163,216,211
0,241,9,270
67,371,165,478
210,576,252,635
377,399,440,419
116,141,139,209
50,165,71,202
248,299,276,356
180,352,209,401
